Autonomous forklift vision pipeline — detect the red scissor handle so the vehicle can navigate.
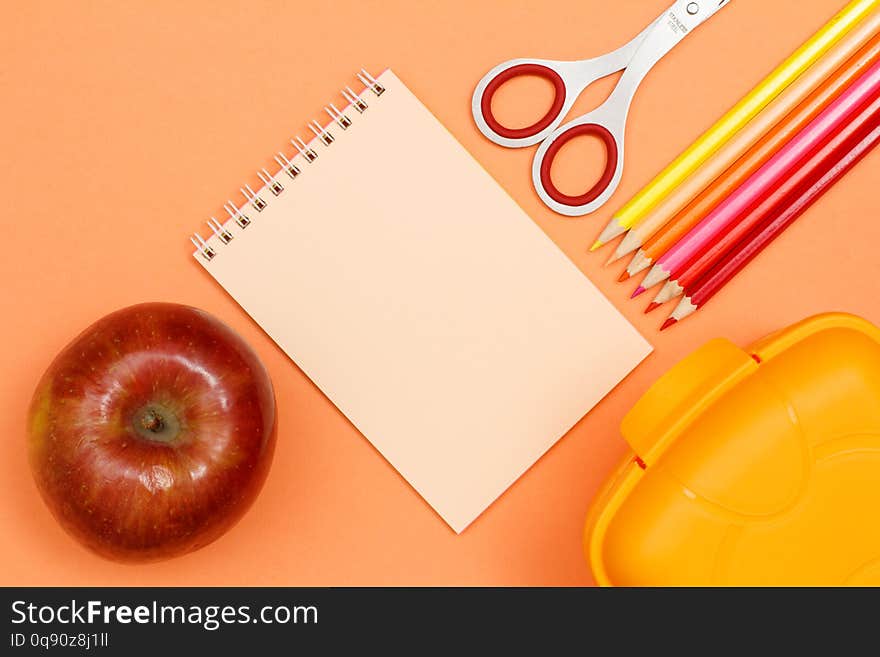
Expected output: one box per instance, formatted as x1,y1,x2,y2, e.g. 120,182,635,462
538,123,619,206
479,64,567,140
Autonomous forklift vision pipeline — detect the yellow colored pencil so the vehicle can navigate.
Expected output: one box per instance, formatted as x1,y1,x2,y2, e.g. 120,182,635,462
592,0,880,251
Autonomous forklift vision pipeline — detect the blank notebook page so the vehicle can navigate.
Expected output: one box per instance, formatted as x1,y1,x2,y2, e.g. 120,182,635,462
195,69,652,532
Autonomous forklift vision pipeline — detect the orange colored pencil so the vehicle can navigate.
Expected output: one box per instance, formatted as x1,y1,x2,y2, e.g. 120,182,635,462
621,29,880,281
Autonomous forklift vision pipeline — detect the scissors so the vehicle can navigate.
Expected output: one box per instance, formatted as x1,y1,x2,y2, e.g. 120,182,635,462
472,0,731,216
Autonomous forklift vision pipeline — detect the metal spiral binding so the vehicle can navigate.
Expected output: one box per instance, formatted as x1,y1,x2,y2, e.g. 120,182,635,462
225,201,250,228
274,152,301,179
342,86,368,113
240,183,267,211
357,68,385,96
292,136,318,163
207,217,233,244
325,104,352,129
190,69,384,261
190,234,216,261
257,168,284,196
309,120,334,146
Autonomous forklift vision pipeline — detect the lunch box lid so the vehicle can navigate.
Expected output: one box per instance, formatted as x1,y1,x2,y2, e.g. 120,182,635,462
585,313,880,586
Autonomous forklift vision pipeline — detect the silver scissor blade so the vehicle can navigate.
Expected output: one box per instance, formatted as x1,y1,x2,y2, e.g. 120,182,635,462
586,14,667,78
685,0,733,30
606,0,731,107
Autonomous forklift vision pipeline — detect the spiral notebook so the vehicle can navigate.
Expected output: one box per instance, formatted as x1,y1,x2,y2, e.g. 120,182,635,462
190,68,652,532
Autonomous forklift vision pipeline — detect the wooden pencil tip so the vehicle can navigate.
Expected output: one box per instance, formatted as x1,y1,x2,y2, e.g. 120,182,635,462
631,286,646,299
660,317,678,331
589,240,604,252
605,251,624,267
617,270,631,283
645,301,661,314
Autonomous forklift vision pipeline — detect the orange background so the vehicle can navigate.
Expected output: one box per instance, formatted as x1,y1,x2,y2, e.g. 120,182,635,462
2,0,879,586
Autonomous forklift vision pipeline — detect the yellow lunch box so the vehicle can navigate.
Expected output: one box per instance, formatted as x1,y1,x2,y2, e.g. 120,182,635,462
584,313,880,586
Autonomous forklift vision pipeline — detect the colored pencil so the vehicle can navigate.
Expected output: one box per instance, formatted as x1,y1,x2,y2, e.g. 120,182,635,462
635,58,880,296
591,0,879,251
648,91,880,311
662,120,880,330
614,19,880,271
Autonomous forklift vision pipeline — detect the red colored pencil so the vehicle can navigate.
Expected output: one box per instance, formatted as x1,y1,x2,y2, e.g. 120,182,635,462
662,119,880,330
648,91,880,312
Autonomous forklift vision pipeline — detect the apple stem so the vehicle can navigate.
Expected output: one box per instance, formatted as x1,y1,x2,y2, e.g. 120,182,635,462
140,409,165,433
133,403,180,444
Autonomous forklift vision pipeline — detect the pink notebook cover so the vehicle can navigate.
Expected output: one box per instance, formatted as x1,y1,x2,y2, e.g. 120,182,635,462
191,69,652,532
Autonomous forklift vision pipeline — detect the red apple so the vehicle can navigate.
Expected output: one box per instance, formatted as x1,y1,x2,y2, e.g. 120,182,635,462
26,303,277,562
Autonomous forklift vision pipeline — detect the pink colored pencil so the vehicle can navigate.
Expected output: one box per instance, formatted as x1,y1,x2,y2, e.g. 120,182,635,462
633,57,880,296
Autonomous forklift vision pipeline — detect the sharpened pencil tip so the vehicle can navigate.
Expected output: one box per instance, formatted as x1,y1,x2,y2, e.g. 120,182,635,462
605,251,624,267
617,270,631,283
660,317,678,331
589,240,604,252
645,302,661,314
631,286,646,299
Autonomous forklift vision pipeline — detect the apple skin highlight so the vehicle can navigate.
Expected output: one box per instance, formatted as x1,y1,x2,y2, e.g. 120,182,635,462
26,302,277,563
